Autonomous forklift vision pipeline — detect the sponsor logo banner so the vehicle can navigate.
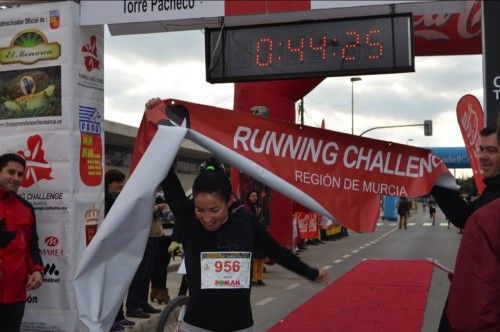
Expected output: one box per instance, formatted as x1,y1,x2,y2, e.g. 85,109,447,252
0,29,61,65
78,105,103,186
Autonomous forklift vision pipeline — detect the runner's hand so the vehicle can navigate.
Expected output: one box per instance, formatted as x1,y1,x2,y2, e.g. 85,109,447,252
145,97,162,110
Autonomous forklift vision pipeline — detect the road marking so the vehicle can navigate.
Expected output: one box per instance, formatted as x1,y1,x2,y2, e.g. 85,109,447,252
343,254,351,258
440,223,448,227
323,265,332,270
352,249,359,253
333,259,342,264
255,297,276,306
423,222,433,226
358,246,365,250
408,223,416,226
286,283,300,290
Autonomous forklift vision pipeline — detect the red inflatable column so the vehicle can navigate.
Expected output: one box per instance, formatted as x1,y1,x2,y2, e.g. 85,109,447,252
233,78,323,248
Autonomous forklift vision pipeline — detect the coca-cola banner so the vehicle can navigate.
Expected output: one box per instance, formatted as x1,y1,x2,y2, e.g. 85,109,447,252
413,0,481,56
456,95,485,193
0,2,103,331
482,0,500,127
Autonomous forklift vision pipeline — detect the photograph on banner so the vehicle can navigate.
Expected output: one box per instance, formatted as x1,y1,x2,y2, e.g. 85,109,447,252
0,65,61,119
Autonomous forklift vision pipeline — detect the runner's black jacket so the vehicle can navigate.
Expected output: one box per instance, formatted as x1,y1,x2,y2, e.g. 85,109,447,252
431,174,500,228
161,170,319,331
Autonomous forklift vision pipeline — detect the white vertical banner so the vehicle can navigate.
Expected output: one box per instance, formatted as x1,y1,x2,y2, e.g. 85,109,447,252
0,2,103,331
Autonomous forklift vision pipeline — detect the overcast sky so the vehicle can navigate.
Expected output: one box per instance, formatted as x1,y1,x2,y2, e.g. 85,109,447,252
104,27,483,149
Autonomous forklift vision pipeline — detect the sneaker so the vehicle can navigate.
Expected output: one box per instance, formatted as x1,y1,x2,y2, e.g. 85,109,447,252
257,280,266,286
110,322,125,331
141,303,161,314
126,307,150,319
118,319,135,327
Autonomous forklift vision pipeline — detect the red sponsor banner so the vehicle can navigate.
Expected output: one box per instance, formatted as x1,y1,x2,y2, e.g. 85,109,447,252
17,134,54,188
456,95,485,194
413,0,482,56
131,99,452,232
295,212,319,240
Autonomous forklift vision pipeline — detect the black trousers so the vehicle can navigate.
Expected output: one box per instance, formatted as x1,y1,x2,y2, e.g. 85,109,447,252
151,235,172,289
126,237,158,310
0,301,25,332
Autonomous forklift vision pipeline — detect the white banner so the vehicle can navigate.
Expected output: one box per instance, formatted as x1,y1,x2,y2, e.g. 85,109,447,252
0,2,103,331
80,0,224,25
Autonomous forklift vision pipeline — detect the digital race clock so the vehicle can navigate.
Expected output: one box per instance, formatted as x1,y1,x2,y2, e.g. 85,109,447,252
205,14,414,83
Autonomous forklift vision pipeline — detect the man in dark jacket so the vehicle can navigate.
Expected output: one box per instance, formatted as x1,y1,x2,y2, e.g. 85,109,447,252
432,125,500,331
0,153,43,332
431,126,500,228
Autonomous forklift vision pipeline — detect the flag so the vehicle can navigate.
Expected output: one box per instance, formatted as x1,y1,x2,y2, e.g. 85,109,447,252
456,94,485,194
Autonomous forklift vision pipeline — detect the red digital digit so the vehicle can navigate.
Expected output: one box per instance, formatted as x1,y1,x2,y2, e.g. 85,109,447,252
233,261,240,272
309,35,327,60
366,29,383,60
287,37,305,62
255,37,273,67
214,260,223,273
341,31,360,61
224,260,232,272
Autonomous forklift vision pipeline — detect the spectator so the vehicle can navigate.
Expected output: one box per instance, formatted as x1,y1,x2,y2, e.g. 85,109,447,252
431,124,500,331
0,153,43,332
125,193,166,319
241,190,267,286
397,196,411,229
428,199,437,226
104,169,135,331
150,193,175,304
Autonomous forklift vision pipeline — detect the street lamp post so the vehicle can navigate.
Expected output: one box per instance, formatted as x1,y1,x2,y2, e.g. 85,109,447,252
350,77,361,134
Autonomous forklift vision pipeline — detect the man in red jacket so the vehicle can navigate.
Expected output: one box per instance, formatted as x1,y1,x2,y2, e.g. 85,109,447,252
0,153,43,332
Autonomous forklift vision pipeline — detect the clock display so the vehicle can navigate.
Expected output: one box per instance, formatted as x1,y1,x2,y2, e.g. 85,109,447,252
206,14,414,83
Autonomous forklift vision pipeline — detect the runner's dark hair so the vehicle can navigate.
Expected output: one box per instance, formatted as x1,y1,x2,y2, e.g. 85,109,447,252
0,153,26,171
193,157,231,202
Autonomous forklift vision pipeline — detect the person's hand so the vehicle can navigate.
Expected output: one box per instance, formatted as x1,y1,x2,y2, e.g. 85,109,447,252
145,97,162,110
168,241,182,255
154,203,168,213
315,267,330,286
26,271,43,290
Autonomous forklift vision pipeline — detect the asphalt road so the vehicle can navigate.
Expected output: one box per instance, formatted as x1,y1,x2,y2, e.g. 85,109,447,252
132,206,461,332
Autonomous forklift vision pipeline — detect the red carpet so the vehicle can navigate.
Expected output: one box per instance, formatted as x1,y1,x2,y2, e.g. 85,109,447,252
269,259,433,332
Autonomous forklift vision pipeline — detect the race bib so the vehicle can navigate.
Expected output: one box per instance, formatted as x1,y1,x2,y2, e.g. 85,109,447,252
200,252,251,289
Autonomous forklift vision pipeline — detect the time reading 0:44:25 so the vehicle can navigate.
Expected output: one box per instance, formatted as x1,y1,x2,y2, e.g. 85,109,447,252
206,14,414,83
